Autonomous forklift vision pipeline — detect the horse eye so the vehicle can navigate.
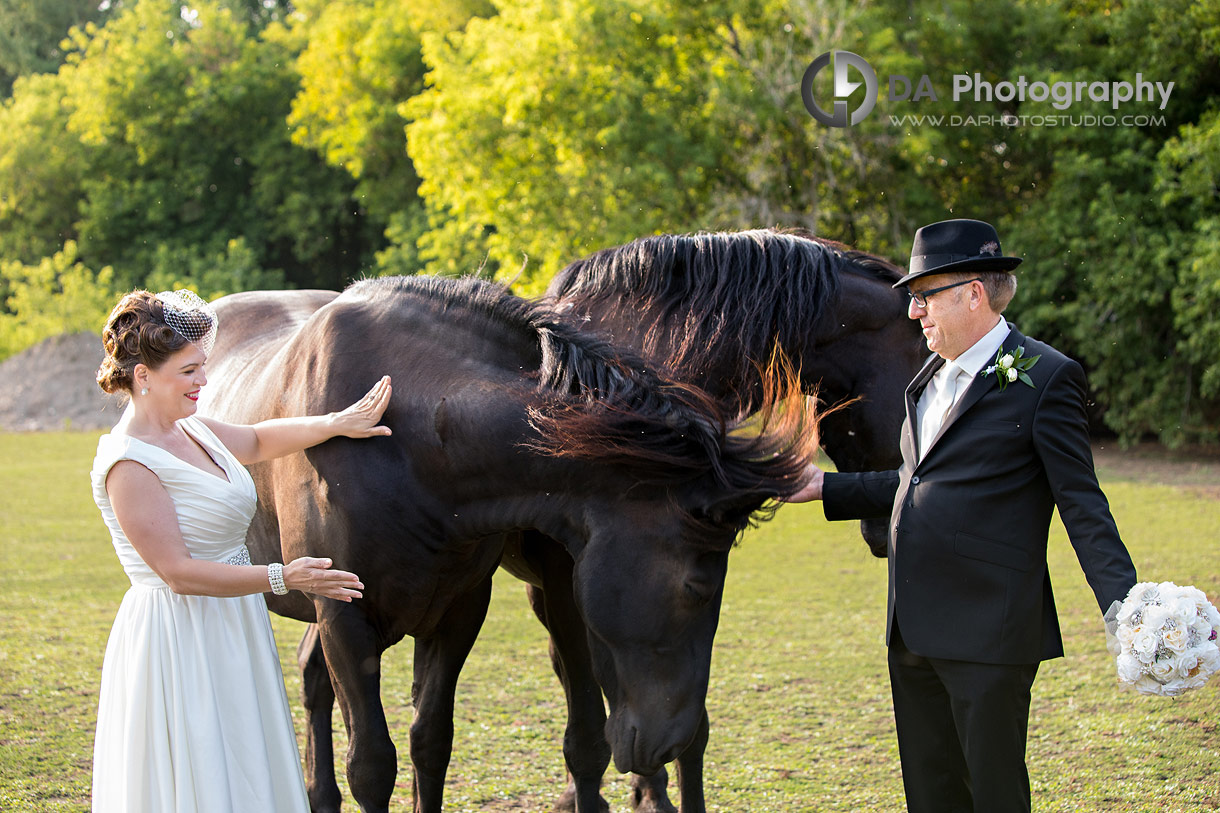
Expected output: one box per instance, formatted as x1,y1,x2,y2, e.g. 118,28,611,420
683,581,716,606
682,550,728,605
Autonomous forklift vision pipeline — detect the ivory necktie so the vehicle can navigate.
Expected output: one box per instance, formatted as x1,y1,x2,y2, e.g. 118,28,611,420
919,364,968,459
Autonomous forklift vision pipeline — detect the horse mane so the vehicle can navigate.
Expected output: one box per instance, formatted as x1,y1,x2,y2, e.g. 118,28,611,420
345,275,818,533
548,228,904,389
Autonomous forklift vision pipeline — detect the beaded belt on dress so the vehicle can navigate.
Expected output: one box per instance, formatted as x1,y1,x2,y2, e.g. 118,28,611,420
225,546,252,566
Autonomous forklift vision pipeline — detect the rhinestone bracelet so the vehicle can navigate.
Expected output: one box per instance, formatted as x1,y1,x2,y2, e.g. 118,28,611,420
267,562,289,596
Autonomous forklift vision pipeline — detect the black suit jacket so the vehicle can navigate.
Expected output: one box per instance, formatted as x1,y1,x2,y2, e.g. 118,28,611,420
824,324,1137,665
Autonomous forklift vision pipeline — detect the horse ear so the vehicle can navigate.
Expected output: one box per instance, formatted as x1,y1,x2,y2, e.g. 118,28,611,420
699,492,769,531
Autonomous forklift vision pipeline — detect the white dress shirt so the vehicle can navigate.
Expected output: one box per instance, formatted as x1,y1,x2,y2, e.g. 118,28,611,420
916,317,1010,459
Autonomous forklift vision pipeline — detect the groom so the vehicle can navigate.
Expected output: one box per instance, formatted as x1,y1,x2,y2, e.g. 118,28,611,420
786,219,1138,813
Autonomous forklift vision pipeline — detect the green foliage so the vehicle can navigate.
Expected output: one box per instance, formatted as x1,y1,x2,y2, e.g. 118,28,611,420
0,71,86,263
371,204,431,277
56,0,379,289
407,0,733,291
0,0,112,96
400,0,497,34
1160,109,1220,411
999,0,1220,445
0,241,114,360
285,0,425,219
679,0,917,254
1005,141,1192,445
281,0,498,280
144,237,289,301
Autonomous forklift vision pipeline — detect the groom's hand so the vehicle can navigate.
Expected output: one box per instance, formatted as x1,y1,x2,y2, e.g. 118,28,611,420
782,462,825,503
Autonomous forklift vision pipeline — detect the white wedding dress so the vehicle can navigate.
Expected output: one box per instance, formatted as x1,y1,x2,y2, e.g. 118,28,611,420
89,416,309,812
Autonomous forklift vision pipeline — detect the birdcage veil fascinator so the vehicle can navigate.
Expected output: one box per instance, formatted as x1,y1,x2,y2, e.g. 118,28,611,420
156,289,218,357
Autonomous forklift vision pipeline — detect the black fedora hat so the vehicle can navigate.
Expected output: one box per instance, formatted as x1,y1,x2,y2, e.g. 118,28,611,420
893,218,1022,288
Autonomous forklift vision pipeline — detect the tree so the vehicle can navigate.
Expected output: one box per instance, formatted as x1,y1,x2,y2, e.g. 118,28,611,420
278,0,498,277
406,0,736,291
57,0,380,289
144,237,287,300
0,71,87,263
679,0,919,257
1159,109,1220,438
998,0,1220,444
0,0,112,96
0,241,114,360
284,0,425,227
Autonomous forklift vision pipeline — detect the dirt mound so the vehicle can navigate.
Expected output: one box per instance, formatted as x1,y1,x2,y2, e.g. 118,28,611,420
0,332,125,431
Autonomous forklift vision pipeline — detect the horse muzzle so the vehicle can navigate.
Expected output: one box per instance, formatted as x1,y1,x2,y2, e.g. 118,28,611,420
606,705,695,775
860,518,889,558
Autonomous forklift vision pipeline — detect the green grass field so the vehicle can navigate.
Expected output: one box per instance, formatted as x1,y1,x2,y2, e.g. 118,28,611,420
1,432,1217,811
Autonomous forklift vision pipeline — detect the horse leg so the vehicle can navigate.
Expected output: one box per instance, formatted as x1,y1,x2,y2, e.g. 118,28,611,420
628,768,676,813
317,601,397,813
526,581,611,813
673,709,709,813
298,623,342,813
409,574,495,813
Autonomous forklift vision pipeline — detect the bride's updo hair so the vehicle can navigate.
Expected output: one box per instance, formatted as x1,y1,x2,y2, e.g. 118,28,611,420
96,291,191,395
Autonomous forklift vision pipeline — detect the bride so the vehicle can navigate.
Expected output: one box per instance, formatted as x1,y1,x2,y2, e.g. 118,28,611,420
90,289,391,812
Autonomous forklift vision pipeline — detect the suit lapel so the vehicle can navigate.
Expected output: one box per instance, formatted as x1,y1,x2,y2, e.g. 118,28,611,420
905,354,944,463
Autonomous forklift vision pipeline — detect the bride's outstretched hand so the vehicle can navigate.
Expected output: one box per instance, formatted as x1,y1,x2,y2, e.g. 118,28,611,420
283,557,364,601
333,375,393,438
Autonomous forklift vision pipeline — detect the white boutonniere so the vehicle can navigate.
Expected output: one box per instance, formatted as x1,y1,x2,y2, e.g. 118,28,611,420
982,346,1040,391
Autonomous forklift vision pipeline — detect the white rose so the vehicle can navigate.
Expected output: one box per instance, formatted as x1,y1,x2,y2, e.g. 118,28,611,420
1166,595,1197,624
1159,678,1190,696
1181,673,1209,691
1162,625,1189,653
1006,367,1018,382
999,354,1015,368
1196,644,1220,677
1133,674,1164,695
1115,652,1145,683
1117,624,1136,648
1142,605,1170,630
1174,651,1200,678
1187,616,1212,642
1131,628,1159,663
1149,657,1177,682
1178,584,1207,604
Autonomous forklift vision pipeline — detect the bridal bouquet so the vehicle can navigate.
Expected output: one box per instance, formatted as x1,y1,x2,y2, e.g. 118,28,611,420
1109,581,1220,697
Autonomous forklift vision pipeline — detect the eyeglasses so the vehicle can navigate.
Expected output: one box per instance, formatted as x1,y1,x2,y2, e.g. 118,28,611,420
906,278,981,308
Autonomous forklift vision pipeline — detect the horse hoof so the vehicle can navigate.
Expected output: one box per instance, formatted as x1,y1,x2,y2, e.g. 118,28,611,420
550,788,576,813
549,788,611,813
630,793,677,813
631,801,677,813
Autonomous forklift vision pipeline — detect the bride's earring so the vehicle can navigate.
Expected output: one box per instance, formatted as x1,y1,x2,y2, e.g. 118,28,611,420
140,387,149,396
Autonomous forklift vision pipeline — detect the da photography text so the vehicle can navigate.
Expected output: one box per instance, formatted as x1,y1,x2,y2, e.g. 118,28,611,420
803,50,1175,128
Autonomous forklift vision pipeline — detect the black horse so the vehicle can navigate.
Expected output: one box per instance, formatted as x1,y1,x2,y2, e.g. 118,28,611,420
197,275,819,812
516,229,926,812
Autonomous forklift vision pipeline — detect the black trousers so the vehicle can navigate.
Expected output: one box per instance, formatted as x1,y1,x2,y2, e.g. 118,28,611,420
888,621,1039,813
